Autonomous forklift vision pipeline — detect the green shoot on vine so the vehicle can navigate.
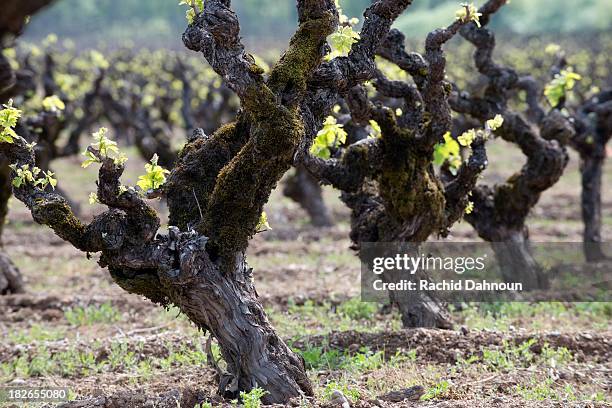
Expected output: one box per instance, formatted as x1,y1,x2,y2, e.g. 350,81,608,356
0,99,21,144
81,127,127,168
179,0,204,24
9,164,57,190
327,1,360,59
544,68,582,107
455,3,482,27
434,114,503,174
457,129,477,147
256,211,272,233
328,26,360,59
486,114,504,131
42,95,66,112
136,154,170,192
433,132,461,172
310,116,347,159
88,192,99,205
368,120,382,139
465,201,474,214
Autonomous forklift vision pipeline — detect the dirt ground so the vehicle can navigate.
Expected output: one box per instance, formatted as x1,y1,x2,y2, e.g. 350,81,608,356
0,141,610,407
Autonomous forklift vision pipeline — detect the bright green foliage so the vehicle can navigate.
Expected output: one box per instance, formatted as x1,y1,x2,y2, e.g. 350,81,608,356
82,127,127,168
433,132,461,171
455,3,482,27
545,43,561,55
136,153,170,192
327,2,360,60
41,33,58,47
0,102,55,190
310,116,347,159
64,302,121,326
486,114,504,131
255,211,272,233
88,192,99,205
0,100,21,144
179,0,204,24
435,115,503,174
337,297,378,320
368,119,381,139
457,128,477,147
240,387,268,408
42,95,66,112
544,68,582,107
328,26,360,58
9,164,57,190
89,50,109,70
465,201,474,214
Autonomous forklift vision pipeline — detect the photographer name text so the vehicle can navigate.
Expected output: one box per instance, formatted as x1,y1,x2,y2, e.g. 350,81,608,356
372,279,523,292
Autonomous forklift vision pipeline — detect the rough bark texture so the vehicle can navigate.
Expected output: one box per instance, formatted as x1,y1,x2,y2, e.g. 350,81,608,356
0,0,379,402
0,158,23,294
571,89,612,262
302,2,495,329
446,0,575,288
283,166,333,227
0,0,56,295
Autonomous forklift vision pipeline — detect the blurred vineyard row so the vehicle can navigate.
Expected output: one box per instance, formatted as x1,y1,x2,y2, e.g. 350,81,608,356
5,32,611,153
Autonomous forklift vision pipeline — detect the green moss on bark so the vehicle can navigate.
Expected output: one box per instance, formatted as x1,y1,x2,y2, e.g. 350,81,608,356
268,12,336,99
204,86,303,266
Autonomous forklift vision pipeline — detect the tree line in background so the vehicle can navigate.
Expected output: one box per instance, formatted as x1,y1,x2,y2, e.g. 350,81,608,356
23,0,612,48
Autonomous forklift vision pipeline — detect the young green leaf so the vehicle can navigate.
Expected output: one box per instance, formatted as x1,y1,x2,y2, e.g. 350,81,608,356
457,129,477,147
433,132,461,174
456,3,482,27
136,154,170,192
180,0,204,24
368,120,382,139
485,114,504,131
0,99,22,144
42,95,66,112
256,212,272,233
82,127,125,168
544,68,582,107
327,26,360,59
88,192,99,205
310,116,347,159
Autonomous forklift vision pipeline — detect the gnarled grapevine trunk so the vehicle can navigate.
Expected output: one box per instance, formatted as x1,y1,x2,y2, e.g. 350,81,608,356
580,154,606,262
382,265,452,329
0,250,22,295
489,228,546,289
0,156,23,294
0,0,55,295
572,89,612,262
449,8,575,289
108,234,311,403
165,248,309,402
303,3,497,329
283,166,333,227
